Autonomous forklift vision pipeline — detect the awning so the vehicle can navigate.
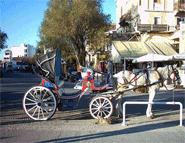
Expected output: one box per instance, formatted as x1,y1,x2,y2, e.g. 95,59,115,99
145,42,177,55
132,53,172,63
112,41,177,61
133,53,185,63
169,30,181,40
172,53,185,60
112,41,149,59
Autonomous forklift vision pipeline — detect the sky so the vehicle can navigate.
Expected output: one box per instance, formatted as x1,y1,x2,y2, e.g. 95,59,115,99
0,0,116,60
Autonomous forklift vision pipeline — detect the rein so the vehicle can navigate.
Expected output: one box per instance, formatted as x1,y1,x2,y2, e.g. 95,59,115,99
118,65,180,91
121,70,147,87
167,65,181,84
159,65,181,90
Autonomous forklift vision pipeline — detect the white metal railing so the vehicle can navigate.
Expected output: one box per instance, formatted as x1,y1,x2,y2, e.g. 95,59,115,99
122,101,183,126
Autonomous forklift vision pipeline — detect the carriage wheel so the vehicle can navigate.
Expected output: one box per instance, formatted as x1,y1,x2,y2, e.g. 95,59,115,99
89,96,113,119
23,86,57,120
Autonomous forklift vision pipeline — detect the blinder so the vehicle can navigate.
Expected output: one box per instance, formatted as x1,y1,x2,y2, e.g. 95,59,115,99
170,65,182,85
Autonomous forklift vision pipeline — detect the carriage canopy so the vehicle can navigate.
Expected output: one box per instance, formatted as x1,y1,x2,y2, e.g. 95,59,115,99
35,49,61,83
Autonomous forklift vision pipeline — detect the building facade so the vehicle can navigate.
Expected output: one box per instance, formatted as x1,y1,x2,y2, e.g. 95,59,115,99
11,43,36,58
3,50,12,62
116,0,185,32
115,0,185,53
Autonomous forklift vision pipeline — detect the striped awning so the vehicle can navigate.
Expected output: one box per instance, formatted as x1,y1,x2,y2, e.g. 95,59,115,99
112,41,177,60
112,41,149,59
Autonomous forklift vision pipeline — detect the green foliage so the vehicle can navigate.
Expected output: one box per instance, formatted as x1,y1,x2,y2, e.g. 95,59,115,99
39,0,111,66
29,55,40,65
0,30,8,50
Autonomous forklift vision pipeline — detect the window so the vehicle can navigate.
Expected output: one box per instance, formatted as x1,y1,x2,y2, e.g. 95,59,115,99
24,49,27,53
154,0,161,3
154,17,161,25
5,53,9,55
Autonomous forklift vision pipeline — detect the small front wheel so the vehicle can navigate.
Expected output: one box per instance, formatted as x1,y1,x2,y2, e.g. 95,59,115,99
89,96,113,119
23,86,57,120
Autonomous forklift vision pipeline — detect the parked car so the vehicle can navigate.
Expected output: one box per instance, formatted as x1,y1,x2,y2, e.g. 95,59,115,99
24,65,34,73
12,61,23,70
6,64,13,72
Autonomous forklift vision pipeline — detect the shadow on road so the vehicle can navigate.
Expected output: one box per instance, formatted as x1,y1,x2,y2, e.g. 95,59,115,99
37,120,184,143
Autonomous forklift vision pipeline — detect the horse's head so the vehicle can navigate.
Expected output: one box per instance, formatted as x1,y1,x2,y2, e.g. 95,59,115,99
168,64,181,85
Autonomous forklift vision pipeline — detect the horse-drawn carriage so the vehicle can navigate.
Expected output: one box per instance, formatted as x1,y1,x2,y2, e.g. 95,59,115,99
22,49,182,120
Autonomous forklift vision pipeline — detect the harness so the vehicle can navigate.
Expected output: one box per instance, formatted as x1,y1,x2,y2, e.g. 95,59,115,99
118,65,180,91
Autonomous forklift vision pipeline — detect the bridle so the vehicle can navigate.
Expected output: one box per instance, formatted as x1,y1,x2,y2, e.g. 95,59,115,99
167,65,181,85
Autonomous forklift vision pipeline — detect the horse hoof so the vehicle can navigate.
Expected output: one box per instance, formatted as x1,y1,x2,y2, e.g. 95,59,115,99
147,116,153,119
151,114,155,117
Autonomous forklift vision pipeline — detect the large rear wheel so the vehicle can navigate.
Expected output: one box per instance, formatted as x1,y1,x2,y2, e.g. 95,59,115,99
23,86,57,120
89,96,113,119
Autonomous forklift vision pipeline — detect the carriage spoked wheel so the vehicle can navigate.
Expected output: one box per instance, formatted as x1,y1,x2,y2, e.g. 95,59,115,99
89,96,113,119
23,86,57,120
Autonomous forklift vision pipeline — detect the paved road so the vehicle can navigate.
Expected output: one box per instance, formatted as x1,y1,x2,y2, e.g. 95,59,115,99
0,71,185,142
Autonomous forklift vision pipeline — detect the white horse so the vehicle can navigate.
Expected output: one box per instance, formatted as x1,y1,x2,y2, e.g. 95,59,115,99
113,64,181,119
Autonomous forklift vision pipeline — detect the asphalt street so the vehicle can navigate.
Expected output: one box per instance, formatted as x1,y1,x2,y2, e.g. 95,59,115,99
0,70,185,143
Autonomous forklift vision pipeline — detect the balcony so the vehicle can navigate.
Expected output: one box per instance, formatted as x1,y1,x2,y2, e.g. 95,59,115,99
137,24,168,32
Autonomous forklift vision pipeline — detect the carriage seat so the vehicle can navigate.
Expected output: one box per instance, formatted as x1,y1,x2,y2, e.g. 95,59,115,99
62,90,81,96
55,80,64,88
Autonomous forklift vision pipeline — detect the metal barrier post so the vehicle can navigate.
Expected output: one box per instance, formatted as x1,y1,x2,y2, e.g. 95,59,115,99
122,101,183,126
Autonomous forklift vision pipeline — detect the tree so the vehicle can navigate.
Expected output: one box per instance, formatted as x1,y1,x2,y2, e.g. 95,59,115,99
0,30,8,50
39,0,111,66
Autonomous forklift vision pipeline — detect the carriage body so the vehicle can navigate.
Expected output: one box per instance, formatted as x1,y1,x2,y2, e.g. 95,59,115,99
22,49,112,120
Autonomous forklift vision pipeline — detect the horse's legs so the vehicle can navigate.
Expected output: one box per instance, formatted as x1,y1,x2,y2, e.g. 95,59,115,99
146,86,156,118
115,95,123,118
